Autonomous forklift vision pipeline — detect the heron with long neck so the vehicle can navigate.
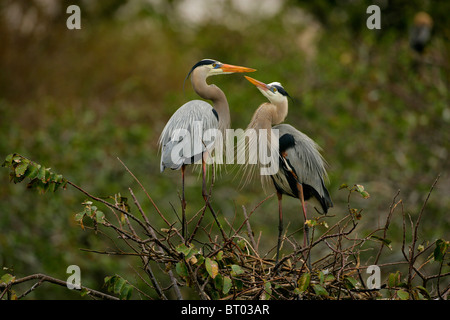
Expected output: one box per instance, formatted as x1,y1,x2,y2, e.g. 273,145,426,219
243,76,333,269
159,59,255,240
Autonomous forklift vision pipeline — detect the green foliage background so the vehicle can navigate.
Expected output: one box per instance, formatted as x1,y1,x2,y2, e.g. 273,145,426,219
0,0,449,299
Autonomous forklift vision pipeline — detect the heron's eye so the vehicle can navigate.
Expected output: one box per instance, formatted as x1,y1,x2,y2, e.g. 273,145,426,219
212,63,220,69
271,87,277,93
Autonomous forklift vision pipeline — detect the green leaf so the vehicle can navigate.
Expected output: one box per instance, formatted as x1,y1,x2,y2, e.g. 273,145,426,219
15,160,29,177
53,180,64,192
104,275,113,286
0,273,16,284
25,164,41,180
355,184,370,199
414,286,431,300
2,154,14,167
263,281,272,300
196,254,205,266
264,281,272,294
12,154,22,163
223,276,232,295
44,168,51,181
297,272,310,292
397,289,409,300
434,239,448,262
388,271,400,288
75,211,85,221
233,279,243,291
230,264,244,276
175,261,188,278
216,250,223,261
205,257,219,279
313,284,329,296
306,219,318,227
214,274,223,291
120,285,133,300
46,181,56,193
113,277,126,294
176,243,193,257
318,271,325,285
105,275,118,292
37,165,46,181
95,211,105,223
325,274,336,282
53,174,63,183
344,276,358,289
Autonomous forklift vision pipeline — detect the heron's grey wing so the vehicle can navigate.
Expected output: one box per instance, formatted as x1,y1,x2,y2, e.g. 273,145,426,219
159,100,219,172
274,124,333,213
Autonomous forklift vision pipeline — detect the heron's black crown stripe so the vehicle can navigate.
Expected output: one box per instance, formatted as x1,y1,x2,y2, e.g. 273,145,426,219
189,59,216,73
183,59,217,90
273,84,290,98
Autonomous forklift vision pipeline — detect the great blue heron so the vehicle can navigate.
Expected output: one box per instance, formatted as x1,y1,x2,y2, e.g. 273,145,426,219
244,76,333,269
159,59,255,239
410,12,433,54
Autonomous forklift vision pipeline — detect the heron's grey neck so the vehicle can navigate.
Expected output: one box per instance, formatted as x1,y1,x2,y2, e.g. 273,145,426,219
191,70,231,133
243,101,286,185
247,100,288,131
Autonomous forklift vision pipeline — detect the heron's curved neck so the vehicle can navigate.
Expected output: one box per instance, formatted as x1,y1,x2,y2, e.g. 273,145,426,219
247,100,288,131
191,70,231,132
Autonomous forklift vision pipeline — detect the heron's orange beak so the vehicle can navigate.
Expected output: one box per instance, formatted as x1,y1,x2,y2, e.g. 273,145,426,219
220,64,256,73
244,76,269,91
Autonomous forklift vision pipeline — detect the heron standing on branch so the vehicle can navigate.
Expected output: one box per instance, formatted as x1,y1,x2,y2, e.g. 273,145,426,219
159,59,255,239
243,76,333,269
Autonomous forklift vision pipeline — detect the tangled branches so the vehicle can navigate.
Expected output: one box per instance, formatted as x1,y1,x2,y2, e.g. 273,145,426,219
1,154,449,300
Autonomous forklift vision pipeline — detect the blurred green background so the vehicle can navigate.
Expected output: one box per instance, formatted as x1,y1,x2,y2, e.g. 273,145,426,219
0,0,449,299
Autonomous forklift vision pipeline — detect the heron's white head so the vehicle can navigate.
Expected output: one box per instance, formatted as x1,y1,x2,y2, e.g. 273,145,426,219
244,76,290,105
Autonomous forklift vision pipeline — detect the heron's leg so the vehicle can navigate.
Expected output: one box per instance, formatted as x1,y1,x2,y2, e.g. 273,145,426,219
297,183,311,270
276,191,283,264
181,164,187,240
201,154,227,240
201,155,208,202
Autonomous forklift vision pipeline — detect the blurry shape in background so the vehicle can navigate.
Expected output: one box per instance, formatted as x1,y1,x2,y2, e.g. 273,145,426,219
409,11,433,54
175,0,284,30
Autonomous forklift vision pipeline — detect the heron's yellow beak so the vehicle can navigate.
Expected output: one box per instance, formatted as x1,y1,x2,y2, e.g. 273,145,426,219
244,76,269,91
220,64,256,73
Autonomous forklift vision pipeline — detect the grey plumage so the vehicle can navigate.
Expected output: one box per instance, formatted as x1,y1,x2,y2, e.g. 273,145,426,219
243,75,333,267
158,59,255,175
159,100,219,172
157,59,255,239
271,124,333,214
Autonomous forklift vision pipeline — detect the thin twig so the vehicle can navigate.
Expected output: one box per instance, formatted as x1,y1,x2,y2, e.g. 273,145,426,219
117,157,170,227
407,175,440,289
242,205,257,250
374,190,401,265
0,274,119,300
